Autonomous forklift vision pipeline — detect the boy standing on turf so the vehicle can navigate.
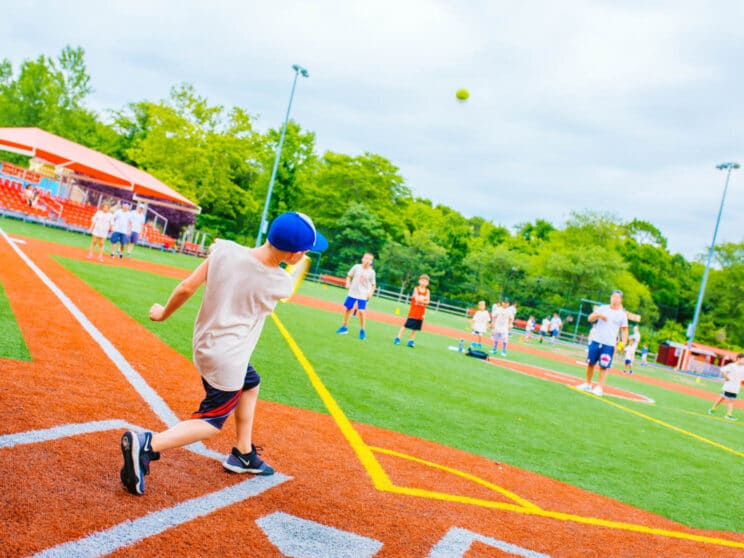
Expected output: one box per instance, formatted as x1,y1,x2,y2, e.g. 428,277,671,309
708,353,744,421
539,315,550,343
549,312,562,345
622,325,641,374
578,290,628,397
110,201,132,259
470,300,490,348
490,299,512,356
336,252,376,340
393,274,430,348
119,212,327,495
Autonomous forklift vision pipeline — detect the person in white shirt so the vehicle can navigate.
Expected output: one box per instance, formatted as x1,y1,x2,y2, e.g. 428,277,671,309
708,353,744,421
87,200,113,262
549,313,562,345
539,316,551,343
623,325,641,374
118,212,327,495
578,290,629,396
470,300,491,348
126,203,147,258
336,253,377,340
490,299,513,356
109,201,132,259
524,315,536,340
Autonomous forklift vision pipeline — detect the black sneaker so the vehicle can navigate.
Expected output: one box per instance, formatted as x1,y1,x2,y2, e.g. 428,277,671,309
222,444,274,475
120,431,160,495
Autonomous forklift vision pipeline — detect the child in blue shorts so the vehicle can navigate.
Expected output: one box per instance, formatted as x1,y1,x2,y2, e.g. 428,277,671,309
336,252,376,340
119,212,327,495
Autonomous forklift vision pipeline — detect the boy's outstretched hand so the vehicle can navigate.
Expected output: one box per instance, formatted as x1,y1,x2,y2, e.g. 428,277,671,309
149,303,166,322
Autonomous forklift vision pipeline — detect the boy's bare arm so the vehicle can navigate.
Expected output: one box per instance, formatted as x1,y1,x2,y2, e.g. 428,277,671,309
150,260,209,322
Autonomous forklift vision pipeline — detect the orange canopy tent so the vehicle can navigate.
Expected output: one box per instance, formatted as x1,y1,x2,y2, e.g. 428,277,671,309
0,127,199,212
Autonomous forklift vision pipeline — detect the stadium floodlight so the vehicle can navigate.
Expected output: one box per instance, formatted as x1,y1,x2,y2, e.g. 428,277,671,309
684,161,739,369
255,64,309,247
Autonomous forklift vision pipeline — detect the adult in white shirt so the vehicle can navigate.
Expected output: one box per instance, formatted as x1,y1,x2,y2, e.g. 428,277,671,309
110,200,132,259
490,299,513,356
578,290,629,396
708,353,744,421
126,203,147,258
336,252,376,340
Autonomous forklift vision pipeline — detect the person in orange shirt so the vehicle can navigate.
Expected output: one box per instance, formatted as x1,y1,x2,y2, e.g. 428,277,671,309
393,274,431,348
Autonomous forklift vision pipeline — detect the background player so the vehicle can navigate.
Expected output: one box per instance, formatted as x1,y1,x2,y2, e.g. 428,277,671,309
490,299,513,356
470,300,490,348
336,252,376,340
623,325,641,374
708,353,744,421
393,274,430,348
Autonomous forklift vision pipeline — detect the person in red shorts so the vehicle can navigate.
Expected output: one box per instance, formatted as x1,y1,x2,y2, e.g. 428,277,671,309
393,274,431,348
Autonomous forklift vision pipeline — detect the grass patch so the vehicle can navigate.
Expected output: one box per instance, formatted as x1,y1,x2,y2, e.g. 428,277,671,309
0,215,201,270
0,280,31,361
57,257,744,532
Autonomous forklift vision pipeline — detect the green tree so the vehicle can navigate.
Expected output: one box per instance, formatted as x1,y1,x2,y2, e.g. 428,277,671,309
325,202,388,274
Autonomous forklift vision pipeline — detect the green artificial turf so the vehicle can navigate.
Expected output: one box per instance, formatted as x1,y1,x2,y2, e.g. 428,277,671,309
0,215,201,270
0,281,31,361
55,257,744,532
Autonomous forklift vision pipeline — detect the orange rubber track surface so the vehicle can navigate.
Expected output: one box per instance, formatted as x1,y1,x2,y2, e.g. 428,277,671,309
1,235,742,557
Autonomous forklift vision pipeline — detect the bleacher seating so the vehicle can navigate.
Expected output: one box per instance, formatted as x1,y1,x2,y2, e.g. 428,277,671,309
1,175,186,255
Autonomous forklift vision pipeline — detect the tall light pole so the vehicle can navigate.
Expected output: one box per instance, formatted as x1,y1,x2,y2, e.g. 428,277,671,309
684,162,739,369
255,64,309,246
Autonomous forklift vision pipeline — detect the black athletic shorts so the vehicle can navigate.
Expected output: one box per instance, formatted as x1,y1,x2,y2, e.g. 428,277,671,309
723,391,738,400
404,317,423,331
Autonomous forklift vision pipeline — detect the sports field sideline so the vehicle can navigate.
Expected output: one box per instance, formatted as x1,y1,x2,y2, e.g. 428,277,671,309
1,217,742,557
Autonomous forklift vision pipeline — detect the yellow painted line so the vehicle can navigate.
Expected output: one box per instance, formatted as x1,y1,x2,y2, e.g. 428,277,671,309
576,389,744,458
273,314,744,550
270,314,393,490
655,404,743,425
369,445,540,511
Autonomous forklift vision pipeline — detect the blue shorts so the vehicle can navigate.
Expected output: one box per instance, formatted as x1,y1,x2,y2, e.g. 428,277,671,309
110,231,129,246
344,296,368,311
191,364,261,429
129,231,140,244
587,341,615,369
551,329,559,338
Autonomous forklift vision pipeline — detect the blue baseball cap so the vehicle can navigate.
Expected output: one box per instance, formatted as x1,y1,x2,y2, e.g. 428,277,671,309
268,212,328,252
612,289,623,297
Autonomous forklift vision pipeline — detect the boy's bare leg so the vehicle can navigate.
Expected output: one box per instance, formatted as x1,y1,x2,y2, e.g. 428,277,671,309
358,310,366,329
342,308,352,326
598,367,609,388
396,326,406,338
585,363,596,385
409,330,417,340
234,386,259,454
150,420,219,453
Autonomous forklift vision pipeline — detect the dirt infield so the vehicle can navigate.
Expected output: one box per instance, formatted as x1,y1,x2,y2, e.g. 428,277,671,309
2,235,743,557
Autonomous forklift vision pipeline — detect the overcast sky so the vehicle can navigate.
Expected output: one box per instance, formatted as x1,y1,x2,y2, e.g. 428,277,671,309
2,1,743,258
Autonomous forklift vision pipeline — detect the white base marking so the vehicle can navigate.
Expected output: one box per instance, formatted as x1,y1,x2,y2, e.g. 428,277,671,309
34,474,290,558
429,527,551,558
256,511,383,558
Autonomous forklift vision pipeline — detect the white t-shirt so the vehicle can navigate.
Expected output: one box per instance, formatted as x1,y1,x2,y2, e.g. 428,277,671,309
347,264,376,300
526,318,536,332
111,209,131,234
472,310,490,333
629,330,641,348
588,305,628,346
129,210,146,234
91,210,113,238
192,240,293,391
550,316,562,331
541,318,550,332
721,363,744,394
492,306,511,334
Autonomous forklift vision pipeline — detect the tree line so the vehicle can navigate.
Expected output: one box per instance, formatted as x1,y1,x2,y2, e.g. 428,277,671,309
1,46,742,351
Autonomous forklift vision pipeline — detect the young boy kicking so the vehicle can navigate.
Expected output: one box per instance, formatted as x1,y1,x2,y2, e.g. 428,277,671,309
119,212,327,495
